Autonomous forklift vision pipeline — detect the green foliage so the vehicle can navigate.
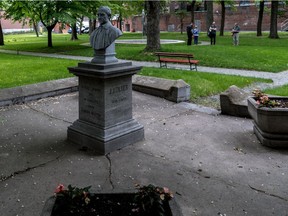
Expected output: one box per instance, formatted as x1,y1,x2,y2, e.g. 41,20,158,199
53,184,92,215
134,184,174,216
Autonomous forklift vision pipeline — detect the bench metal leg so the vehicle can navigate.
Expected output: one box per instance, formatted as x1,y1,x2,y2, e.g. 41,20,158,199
160,61,167,68
189,63,197,71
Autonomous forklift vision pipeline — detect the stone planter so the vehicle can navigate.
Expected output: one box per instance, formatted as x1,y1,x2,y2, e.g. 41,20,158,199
41,192,183,216
247,96,288,148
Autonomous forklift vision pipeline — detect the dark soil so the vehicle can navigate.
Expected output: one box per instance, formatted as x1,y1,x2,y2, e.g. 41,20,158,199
51,193,172,216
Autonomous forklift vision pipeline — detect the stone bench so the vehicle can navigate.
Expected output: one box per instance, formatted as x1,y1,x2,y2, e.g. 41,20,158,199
220,85,251,118
132,75,190,103
0,78,78,106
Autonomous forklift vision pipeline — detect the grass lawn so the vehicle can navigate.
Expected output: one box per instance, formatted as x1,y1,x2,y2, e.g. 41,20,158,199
140,67,272,99
0,52,272,100
0,31,286,99
0,53,80,89
265,84,288,96
1,32,288,72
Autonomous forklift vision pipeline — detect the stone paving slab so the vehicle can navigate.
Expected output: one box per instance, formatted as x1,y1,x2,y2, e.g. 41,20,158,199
1,50,288,216
1,91,288,216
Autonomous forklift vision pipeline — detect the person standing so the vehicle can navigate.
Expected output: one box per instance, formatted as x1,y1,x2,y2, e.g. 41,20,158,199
209,21,217,45
186,22,193,46
231,23,240,46
192,25,199,45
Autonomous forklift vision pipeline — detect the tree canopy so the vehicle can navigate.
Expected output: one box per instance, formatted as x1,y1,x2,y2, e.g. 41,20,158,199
2,0,100,47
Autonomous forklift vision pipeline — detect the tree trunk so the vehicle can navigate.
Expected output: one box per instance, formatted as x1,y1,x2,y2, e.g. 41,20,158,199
206,1,213,32
269,1,279,39
190,0,196,23
220,1,225,36
33,21,39,37
257,0,264,36
79,16,84,35
45,22,57,47
46,26,54,47
70,23,78,40
118,12,122,31
0,20,4,46
145,0,161,52
180,18,184,34
89,18,96,35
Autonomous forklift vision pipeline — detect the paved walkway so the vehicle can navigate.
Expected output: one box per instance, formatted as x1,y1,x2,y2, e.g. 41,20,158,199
1,49,288,216
1,90,288,216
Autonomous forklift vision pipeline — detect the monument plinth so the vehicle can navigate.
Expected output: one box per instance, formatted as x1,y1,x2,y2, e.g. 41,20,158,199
67,5,144,154
67,61,144,155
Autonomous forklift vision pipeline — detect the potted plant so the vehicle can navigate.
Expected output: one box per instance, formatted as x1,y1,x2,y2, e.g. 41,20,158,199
41,184,183,216
247,89,288,147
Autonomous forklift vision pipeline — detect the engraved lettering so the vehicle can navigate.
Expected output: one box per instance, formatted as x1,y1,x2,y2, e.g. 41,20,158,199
109,85,128,95
111,96,127,104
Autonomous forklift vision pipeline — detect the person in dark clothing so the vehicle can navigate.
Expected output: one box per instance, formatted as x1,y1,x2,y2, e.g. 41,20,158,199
208,22,217,45
186,22,193,46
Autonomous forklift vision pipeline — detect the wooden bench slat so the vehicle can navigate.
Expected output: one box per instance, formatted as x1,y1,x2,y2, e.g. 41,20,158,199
155,52,194,58
160,58,199,64
155,52,199,71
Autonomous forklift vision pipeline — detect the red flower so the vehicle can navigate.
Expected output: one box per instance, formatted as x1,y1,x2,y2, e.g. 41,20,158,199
55,184,65,193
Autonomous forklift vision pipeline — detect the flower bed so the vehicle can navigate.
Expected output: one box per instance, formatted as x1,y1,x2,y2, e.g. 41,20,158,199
41,184,183,216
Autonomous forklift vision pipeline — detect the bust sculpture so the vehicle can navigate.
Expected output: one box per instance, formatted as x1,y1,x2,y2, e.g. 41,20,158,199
90,6,122,50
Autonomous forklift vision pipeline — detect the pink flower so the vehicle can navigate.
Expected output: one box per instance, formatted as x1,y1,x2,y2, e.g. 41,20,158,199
163,187,170,194
55,184,65,193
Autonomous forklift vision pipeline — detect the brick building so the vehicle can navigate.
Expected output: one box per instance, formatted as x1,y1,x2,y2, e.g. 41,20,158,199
122,1,288,33
0,11,33,33
1,2,287,34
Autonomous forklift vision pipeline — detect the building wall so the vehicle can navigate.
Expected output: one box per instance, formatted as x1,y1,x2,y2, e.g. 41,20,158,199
0,12,32,33
122,3,287,33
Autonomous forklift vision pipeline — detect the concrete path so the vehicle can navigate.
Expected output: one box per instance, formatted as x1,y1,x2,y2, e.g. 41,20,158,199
1,90,288,216
1,50,288,216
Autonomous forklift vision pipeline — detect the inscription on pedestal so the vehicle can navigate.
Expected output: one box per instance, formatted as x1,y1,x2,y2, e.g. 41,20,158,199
109,84,128,104
79,82,103,123
109,85,128,94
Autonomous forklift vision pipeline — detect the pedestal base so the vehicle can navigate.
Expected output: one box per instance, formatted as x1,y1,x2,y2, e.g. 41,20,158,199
68,119,144,155
253,125,288,148
67,61,144,155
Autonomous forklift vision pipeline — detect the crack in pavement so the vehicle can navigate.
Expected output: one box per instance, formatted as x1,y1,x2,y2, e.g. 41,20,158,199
105,153,115,190
26,104,73,124
248,184,288,202
0,154,64,182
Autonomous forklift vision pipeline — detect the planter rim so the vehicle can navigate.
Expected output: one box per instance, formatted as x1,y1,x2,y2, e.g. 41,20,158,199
248,96,288,111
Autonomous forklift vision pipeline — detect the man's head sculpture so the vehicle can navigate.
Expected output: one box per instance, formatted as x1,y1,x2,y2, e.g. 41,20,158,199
90,6,122,51
97,6,111,25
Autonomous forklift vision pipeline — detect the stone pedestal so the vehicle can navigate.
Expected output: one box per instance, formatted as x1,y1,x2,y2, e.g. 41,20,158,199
91,42,118,64
67,61,144,155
